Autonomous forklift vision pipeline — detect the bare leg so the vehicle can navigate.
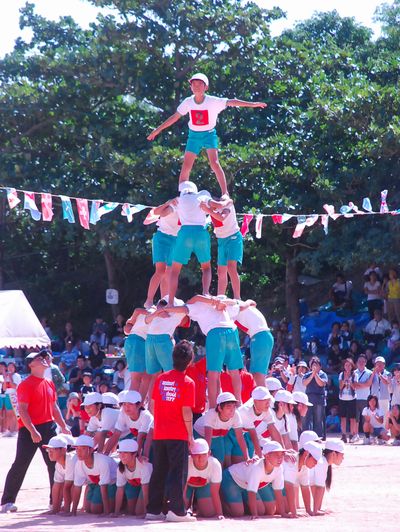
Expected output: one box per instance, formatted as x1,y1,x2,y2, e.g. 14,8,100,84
145,262,166,308
227,260,241,299
253,372,266,387
229,370,242,405
201,261,212,295
207,148,227,195
138,373,152,403
208,371,220,408
168,262,183,303
147,373,160,414
217,265,228,296
160,266,171,297
179,151,198,183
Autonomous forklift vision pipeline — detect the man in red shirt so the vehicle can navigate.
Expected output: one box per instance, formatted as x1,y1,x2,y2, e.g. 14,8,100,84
146,340,196,522
1,350,71,513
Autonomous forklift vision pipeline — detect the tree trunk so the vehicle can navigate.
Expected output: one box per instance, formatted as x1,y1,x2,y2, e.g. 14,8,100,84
103,248,120,319
285,249,301,350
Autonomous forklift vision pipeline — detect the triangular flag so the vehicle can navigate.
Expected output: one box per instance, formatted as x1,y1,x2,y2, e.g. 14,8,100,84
348,202,364,214
321,214,329,235
60,195,75,224
121,203,147,223
339,205,354,218
281,213,293,223
292,215,307,238
23,191,41,221
362,198,373,212
323,204,340,220
76,198,90,230
305,214,319,227
272,214,283,225
255,214,263,239
97,202,119,219
380,190,389,213
240,214,254,236
41,193,54,221
6,188,20,209
90,200,103,225
143,208,160,225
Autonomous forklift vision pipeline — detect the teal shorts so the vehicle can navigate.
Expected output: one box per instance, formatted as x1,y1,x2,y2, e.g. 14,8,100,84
145,334,173,374
217,231,243,266
250,330,274,374
124,483,144,501
0,394,13,411
228,429,254,459
206,327,243,372
152,231,177,267
186,482,212,501
193,429,229,466
185,128,218,155
172,225,211,265
86,483,117,505
125,333,146,373
221,470,274,504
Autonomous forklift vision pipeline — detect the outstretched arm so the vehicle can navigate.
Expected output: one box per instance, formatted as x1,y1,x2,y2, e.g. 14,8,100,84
226,99,267,108
147,112,182,140
154,198,177,217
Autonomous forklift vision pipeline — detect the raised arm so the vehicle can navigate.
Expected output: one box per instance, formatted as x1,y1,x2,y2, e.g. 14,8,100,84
147,112,182,141
226,99,267,108
153,198,177,217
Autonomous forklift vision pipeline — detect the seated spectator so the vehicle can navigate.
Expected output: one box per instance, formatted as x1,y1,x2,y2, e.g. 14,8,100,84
330,273,353,310
109,314,126,347
364,262,382,281
364,271,383,319
326,405,341,433
387,321,400,355
62,321,79,350
364,347,375,370
387,268,400,324
327,338,345,373
69,355,92,392
347,340,361,360
327,322,342,349
90,317,109,349
340,321,353,351
362,394,390,445
113,359,131,391
364,309,391,347
88,341,105,371
391,364,400,406
60,341,80,369
386,404,400,445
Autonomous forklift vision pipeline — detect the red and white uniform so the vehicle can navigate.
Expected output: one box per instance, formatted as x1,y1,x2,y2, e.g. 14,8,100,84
194,408,242,438
116,460,153,488
283,459,310,486
229,459,284,492
238,399,275,432
74,453,118,486
115,409,153,437
157,211,180,237
177,95,228,132
212,204,240,239
130,313,152,340
87,408,120,434
54,453,78,484
235,307,269,339
187,456,222,487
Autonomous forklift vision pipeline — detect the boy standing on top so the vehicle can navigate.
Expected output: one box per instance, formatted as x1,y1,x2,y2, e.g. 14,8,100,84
147,73,267,195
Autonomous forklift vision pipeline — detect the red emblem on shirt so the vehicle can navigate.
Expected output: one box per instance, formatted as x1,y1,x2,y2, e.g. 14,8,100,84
88,474,100,484
212,428,229,437
258,481,268,489
188,476,208,487
261,428,270,438
211,215,224,228
130,428,139,437
190,109,209,126
127,478,141,487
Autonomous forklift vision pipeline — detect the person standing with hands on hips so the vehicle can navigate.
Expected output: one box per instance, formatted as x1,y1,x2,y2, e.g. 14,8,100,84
1,350,71,513
147,73,267,195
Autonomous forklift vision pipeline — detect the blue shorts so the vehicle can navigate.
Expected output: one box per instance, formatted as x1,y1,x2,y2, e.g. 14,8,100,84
125,333,146,373
250,331,274,374
185,128,218,155
206,327,243,372
152,231,177,267
228,429,254,459
86,483,117,505
0,394,13,411
145,334,173,374
221,470,274,504
186,482,212,500
372,427,385,437
217,231,243,266
172,225,211,265
124,483,144,501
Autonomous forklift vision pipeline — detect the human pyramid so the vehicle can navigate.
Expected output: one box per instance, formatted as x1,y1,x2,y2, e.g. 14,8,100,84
1,73,346,522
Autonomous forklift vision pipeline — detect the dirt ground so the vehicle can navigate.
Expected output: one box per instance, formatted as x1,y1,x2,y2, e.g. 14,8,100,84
0,435,399,532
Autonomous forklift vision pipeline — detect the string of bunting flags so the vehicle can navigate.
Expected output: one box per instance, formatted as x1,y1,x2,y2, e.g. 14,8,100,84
0,186,396,240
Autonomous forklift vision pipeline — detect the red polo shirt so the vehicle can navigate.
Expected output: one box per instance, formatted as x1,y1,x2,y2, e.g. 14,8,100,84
17,375,56,428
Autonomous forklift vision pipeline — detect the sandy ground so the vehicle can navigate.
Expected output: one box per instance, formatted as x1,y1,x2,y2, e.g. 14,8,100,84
0,435,399,532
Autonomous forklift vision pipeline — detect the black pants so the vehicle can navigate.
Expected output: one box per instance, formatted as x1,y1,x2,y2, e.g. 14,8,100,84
1,421,57,505
147,439,188,516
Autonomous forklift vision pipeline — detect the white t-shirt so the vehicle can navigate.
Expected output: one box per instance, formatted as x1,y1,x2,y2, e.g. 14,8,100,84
288,374,306,393
74,453,118,486
177,95,228,132
157,210,180,237
187,301,236,336
364,280,382,301
391,379,400,405
309,456,328,487
187,455,222,486
236,306,269,338
116,460,153,488
364,318,391,336
87,408,120,433
238,400,274,431
229,459,284,492
4,373,21,394
131,313,151,340
212,204,240,239
339,372,356,401
115,409,153,436
54,453,78,483
174,191,211,226
148,298,185,335
353,368,372,401
362,407,384,428
287,412,299,442
194,408,242,438
283,459,309,486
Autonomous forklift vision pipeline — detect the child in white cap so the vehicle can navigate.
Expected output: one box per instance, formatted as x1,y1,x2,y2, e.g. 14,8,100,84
112,439,153,517
147,72,266,195
185,438,223,519
84,392,120,453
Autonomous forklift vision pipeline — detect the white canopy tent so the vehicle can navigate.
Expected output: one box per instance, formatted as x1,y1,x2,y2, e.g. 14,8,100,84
0,290,50,349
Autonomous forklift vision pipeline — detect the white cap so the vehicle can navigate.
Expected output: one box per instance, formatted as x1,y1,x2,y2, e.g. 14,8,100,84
102,392,119,406
82,392,103,406
216,391,237,405
292,391,313,406
297,361,308,368
299,430,320,449
265,377,283,391
119,390,142,404
68,392,80,399
189,72,209,86
74,435,95,448
190,438,210,455
325,439,345,453
304,441,323,461
262,440,284,454
118,439,139,453
251,386,272,401
374,356,385,364
274,389,296,404
178,181,198,195
118,390,128,402
43,435,69,449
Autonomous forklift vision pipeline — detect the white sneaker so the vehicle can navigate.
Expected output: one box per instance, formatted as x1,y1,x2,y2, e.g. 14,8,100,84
350,434,359,443
1,503,17,513
145,513,165,520
392,439,400,446
2,430,11,438
363,436,370,445
378,439,386,445
10,432,18,437
165,511,196,522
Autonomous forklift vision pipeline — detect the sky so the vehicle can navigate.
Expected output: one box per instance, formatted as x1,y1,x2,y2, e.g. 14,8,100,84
0,0,385,58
